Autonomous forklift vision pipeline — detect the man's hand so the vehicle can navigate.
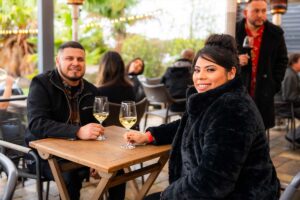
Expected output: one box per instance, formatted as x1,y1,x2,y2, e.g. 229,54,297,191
76,123,104,140
123,130,148,144
239,54,250,67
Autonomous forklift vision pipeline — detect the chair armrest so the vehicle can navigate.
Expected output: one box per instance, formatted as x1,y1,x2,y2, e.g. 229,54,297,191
173,98,186,103
0,140,31,154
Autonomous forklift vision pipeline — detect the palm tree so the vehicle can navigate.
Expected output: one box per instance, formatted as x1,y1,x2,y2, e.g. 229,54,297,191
84,0,137,51
0,0,37,77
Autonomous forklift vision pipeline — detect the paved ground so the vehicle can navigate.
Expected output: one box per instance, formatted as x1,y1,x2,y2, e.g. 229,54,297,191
1,116,300,199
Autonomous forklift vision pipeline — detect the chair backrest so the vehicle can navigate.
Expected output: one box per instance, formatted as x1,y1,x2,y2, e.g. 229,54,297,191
104,98,148,130
0,118,26,166
141,82,174,106
280,171,300,200
0,140,48,200
145,77,161,85
0,153,18,200
274,100,295,119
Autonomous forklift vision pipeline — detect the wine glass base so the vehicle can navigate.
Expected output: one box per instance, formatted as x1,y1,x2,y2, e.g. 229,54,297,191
97,135,107,141
121,143,135,149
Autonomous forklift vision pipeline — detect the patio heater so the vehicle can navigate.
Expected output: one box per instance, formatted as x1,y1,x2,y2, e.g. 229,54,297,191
270,0,288,26
67,0,85,41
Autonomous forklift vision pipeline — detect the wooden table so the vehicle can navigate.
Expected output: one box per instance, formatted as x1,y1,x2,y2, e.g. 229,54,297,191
30,126,171,200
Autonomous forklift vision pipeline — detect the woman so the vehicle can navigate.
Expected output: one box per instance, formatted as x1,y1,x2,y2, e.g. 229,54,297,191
126,57,146,101
124,34,279,199
96,51,135,103
95,51,134,200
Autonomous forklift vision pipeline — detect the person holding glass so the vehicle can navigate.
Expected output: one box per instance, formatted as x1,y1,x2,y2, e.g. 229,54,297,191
0,75,15,110
236,0,288,129
124,34,279,199
25,41,104,200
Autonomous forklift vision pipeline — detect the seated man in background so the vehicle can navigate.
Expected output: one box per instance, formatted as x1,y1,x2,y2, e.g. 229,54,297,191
25,41,104,200
161,48,195,112
275,53,300,144
0,75,14,110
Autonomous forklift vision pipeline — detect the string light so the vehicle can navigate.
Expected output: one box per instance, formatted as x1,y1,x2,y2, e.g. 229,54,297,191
0,28,38,36
81,10,162,29
0,10,162,35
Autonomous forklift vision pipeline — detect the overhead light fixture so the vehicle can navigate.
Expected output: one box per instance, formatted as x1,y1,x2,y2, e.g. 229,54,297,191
270,0,287,15
67,0,84,5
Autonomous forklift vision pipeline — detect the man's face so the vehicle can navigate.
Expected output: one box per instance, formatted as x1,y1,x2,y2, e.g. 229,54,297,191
293,58,300,72
56,48,85,86
244,0,267,28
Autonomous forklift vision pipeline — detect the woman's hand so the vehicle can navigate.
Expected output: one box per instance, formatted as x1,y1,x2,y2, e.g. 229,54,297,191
123,130,149,144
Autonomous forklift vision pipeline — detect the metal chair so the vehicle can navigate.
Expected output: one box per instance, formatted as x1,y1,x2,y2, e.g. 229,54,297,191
104,97,148,131
0,153,18,200
141,82,185,128
274,101,296,150
145,77,161,85
0,140,50,200
280,171,300,200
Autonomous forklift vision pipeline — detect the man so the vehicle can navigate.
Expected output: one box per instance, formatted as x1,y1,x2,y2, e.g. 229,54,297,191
161,48,194,112
236,0,288,129
25,41,124,200
275,53,300,144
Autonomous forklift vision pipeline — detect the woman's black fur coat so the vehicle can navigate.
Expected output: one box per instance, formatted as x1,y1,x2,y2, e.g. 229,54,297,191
147,77,279,200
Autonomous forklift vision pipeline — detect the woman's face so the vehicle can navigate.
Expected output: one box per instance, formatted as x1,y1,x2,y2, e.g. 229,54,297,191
193,57,236,93
128,59,143,74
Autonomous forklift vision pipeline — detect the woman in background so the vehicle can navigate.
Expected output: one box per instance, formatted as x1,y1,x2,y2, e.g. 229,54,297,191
126,57,145,101
95,51,134,200
96,51,135,103
124,34,279,200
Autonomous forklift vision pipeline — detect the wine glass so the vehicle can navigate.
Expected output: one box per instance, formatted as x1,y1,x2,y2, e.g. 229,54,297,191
242,36,253,50
119,101,137,149
93,96,109,141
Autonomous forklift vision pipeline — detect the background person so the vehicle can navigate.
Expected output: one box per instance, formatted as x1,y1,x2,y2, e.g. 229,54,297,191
25,41,104,200
235,0,288,129
126,57,145,101
275,53,300,144
161,48,195,112
96,51,135,104
0,75,14,110
95,50,133,200
124,34,279,200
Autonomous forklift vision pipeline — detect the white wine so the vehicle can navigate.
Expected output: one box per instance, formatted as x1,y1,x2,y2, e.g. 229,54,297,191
119,116,137,130
93,112,109,123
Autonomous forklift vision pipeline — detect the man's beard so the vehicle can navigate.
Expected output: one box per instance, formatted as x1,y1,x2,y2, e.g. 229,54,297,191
58,66,84,82
249,18,265,28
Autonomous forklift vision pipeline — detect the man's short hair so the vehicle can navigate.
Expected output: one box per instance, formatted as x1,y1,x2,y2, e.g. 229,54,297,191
58,41,85,53
288,53,300,66
246,0,267,4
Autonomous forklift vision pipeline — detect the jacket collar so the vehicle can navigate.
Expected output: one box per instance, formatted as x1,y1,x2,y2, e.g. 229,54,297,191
49,69,92,97
186,76,245,116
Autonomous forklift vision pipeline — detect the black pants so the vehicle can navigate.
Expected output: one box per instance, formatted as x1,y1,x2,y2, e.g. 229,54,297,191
28,158,88,200
144,192,162,200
